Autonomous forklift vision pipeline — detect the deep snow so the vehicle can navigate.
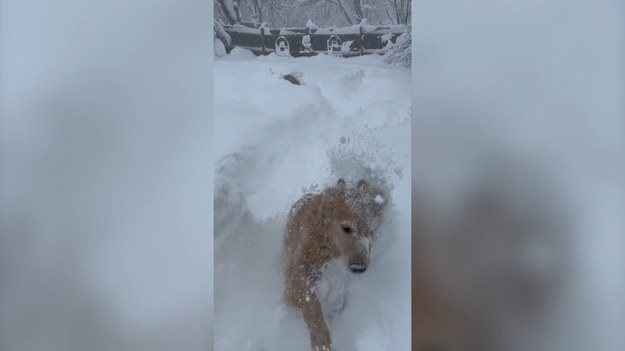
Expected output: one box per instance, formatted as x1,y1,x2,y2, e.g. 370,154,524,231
214,51,410,351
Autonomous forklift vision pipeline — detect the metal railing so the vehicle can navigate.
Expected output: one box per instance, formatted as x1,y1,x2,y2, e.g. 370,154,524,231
222,23,408,58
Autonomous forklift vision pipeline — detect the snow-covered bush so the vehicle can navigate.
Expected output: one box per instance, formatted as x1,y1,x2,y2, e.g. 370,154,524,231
227,47,256,60
382,29,411,68
214,21,232,58
214,21,231,44
214,38,227,57
214,21,231,56
305,19,319,31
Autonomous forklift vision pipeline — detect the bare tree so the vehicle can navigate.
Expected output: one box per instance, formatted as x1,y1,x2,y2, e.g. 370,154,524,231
215,0,238,24
389,0,410,24
353,0,363,23
331,0,355,25
235,0,293,26
234,0,242,23
266,0,292,27
378,0,410,25
255,0,263,23
216,0,410,28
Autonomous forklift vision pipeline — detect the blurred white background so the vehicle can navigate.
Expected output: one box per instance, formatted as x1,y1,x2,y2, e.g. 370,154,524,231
0,1,213,350
412,1,624,350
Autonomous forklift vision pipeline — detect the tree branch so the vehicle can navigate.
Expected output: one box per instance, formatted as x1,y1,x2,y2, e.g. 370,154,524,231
353,0,363,23
393,0,400,25
383,0,396,25
327,0,354,25
216,0,237,24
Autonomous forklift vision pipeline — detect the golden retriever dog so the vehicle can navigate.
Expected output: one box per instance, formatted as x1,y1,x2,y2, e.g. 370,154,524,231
283,178,385,351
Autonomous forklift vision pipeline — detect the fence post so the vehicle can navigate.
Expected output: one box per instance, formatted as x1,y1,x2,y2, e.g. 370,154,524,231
261,27,265,55
306,27,311,57
359,24,364,56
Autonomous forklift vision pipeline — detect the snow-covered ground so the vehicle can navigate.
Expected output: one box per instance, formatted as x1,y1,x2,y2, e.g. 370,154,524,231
213,51,410,351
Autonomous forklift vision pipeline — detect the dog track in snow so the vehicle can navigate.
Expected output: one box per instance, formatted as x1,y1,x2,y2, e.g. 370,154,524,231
214,54,410,351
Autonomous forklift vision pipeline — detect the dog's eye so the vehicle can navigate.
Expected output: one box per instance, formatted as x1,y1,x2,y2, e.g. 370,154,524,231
341,225,352,234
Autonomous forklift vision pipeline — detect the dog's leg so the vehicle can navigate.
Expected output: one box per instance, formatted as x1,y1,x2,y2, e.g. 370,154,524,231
302,288,332,351
284,277,332,351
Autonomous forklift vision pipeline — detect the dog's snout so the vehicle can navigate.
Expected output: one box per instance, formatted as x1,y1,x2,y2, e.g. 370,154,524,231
350,263,367,273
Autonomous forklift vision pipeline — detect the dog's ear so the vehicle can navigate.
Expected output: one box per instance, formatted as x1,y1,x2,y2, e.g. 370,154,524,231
357,179,369,191
337,178,347,188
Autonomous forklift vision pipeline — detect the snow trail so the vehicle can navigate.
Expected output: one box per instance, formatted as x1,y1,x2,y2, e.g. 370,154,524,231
214,52,410,351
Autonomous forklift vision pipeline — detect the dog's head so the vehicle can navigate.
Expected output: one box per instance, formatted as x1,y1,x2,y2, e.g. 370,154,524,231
326,179,386,273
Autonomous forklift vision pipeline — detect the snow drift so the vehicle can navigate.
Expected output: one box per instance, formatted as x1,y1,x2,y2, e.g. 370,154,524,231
214,53,410,350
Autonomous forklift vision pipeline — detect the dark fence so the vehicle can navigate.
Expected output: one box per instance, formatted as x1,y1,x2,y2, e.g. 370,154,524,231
222,23,408,58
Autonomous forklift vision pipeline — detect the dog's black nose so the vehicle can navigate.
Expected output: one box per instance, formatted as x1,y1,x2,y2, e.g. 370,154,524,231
350,264,367,273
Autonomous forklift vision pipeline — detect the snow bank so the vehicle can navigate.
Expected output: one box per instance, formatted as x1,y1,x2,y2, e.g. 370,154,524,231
214,55,410,350
224,47,257,60
214,21,231,45
228,24,262,34
382,31,411,68
306,19,319,31
314,23,408,35
214,38,227,58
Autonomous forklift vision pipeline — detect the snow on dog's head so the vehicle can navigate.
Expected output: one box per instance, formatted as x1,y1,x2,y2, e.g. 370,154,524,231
325,179,386,273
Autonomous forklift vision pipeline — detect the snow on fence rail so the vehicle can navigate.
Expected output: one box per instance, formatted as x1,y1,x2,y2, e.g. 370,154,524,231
221,23,408,58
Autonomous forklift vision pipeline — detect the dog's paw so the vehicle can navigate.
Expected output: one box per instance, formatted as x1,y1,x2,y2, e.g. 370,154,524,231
311,346,334,351
310,332,332,351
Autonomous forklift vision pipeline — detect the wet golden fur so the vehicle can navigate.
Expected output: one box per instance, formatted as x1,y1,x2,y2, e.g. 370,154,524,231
283,178,384,350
